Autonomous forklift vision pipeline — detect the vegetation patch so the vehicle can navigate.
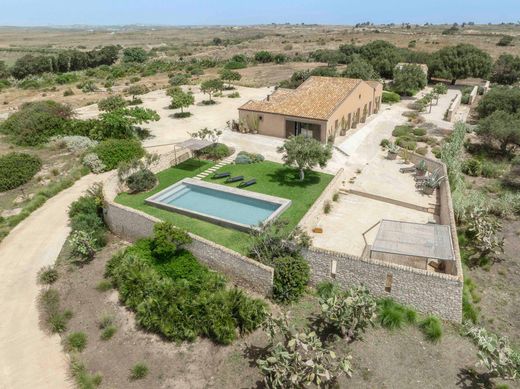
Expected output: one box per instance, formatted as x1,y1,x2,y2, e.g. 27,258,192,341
93,139,145,171
0,152,42,192
105,222,267,344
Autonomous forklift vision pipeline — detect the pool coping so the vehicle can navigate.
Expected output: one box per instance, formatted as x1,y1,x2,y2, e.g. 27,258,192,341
144,178,292,232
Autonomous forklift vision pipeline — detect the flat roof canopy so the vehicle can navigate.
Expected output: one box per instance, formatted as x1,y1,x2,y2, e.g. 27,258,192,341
175,138,212,151
371,219,454,261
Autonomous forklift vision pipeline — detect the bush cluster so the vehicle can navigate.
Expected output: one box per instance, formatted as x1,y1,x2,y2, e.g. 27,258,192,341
198,143,231,160
39,288,73,333
68,191,107,257
382,90,400,104
105,223,267,344
126,169,157,193
234,151,265,164
0,101,73,146
93,139,145,171
0,152,42,192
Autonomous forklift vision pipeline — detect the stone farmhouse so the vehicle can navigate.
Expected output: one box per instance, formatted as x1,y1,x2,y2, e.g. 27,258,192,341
238,76,383,142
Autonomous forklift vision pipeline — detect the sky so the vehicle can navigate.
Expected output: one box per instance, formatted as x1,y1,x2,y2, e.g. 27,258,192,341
0,0,519,26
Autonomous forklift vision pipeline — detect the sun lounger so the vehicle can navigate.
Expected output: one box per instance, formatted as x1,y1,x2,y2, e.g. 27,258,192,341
212,172,231,179
238,179,256,188
225,175,244,183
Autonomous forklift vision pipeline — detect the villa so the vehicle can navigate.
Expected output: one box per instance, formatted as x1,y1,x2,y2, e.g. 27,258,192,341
238,76,383,142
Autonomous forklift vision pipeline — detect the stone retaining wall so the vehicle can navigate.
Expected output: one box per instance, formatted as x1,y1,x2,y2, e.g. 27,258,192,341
103,164,274,296
303,247,463,322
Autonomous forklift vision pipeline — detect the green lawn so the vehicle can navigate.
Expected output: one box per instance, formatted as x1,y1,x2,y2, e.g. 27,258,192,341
116,159,333,254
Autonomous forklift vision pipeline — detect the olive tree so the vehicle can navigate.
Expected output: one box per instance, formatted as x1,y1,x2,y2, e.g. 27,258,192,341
491,54,520,85
392,64,427,96
167,87,194,114
477,86,520,118
476,110,520,153
341,54,378,80
219,68,241,88
277,135,332,181
200,78,223,102
429,44,492,85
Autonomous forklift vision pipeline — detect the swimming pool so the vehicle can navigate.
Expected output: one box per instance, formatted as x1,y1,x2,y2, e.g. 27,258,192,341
145,178,291,231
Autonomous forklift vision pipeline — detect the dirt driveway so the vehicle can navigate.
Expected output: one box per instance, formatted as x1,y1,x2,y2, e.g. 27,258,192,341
0,173,109,389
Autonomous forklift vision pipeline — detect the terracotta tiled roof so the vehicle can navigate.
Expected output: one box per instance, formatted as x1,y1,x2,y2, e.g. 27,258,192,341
239,76,366,121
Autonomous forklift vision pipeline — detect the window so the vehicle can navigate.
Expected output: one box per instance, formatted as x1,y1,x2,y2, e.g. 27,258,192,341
385,273,393,293
259,115,263,121
335,119,339,129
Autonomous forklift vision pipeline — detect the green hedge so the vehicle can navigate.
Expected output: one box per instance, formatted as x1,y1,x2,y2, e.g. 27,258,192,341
94,139,145,170
0,152,42,192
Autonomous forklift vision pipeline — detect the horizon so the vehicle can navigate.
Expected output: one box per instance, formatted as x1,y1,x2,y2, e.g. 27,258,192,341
1,0,519,27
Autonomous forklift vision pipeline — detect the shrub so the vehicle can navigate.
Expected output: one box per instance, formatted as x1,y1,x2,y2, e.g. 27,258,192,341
54,135,98,153
0,100,73,145
323,200,331,214
272,255,310,304
382,90,400,103
0,152,42,192
227,91,240,98
70,358,102,388
95,280,112,292
380,138,390,148
169,73,189,86
66,332,88,352
150,222,192,260
130,363,149,380
419,315,443,342
462,158,483,176
100,325,117,341
461,94,470,105
392,125,413,137
416,146,428,156
234,151,264,164
433,83,448,95
377,298,416,330
97,95,127,112
63,88,74,96
413,127,427,136
395,138,417,151
82,153,106,174
39,288,72,333
332,191,339,202
37,266,59,285
93,139,145,171
70,230,97,263
199,143,231,160
126,169,157,193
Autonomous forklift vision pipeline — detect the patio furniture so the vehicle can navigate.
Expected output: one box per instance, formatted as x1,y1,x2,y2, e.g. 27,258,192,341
212,172,231,179
238,179,256,188
225,175,244,183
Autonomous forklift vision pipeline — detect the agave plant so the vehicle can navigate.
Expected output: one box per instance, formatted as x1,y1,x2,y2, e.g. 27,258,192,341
423,168,446,190
387,142,400,154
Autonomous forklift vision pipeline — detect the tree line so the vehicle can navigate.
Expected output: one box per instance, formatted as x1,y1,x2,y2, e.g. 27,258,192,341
9,45,121,79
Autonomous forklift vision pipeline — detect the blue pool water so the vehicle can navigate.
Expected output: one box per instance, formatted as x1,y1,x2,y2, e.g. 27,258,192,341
155,183,281,227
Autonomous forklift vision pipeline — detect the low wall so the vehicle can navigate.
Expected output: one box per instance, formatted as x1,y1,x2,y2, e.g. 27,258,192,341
298,168,344,229
103,162,274,296
403,151,463,279
468,86,479,105
446,94,461,122
303,247,463,322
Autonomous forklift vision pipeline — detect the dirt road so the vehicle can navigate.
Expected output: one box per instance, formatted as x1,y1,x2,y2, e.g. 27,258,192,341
0,173,107,389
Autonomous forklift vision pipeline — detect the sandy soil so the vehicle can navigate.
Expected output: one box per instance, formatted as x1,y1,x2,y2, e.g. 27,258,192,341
51,239,498,389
